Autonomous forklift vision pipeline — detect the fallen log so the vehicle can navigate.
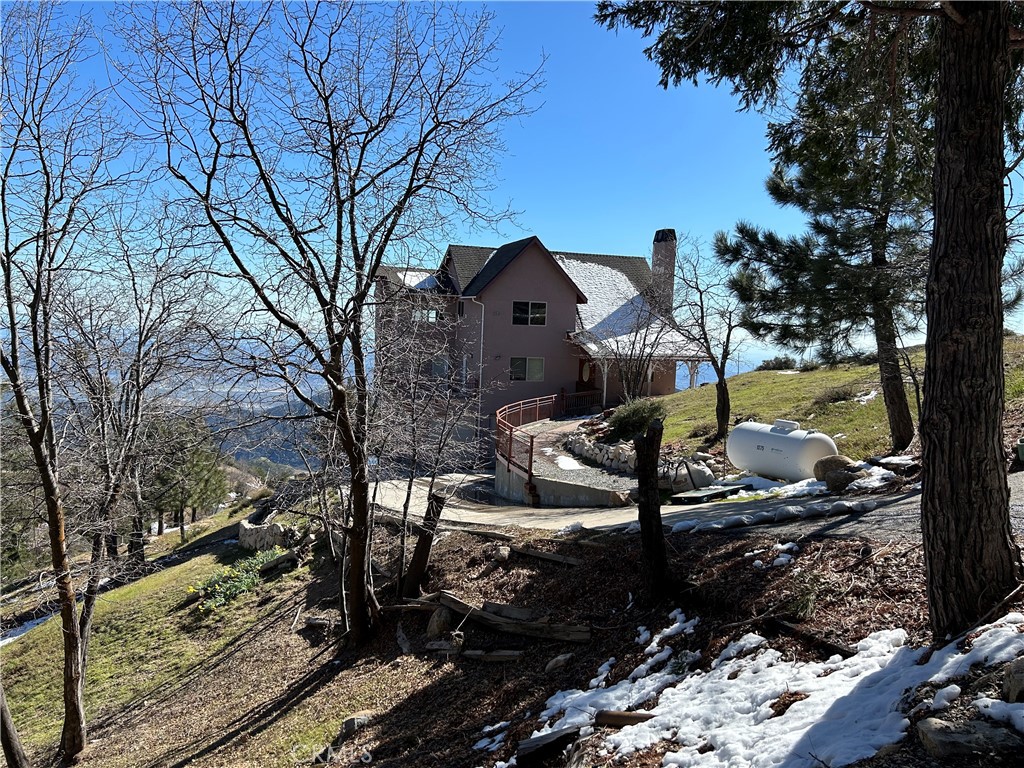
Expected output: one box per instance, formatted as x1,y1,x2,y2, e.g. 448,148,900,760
764,617,856,659
482,601,542,622
594,710,656,728
439,591,590,643
510,545,583,566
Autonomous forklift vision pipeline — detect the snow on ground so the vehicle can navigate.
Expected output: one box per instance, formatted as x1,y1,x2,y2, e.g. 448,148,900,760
505,611,1024,768
855,390,879,404
555,522,584,537
0,614,54,647
555,455,584,471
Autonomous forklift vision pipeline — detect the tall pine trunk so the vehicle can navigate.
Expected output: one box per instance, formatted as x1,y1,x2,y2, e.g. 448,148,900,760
872,302,914,452
922,1,1022,640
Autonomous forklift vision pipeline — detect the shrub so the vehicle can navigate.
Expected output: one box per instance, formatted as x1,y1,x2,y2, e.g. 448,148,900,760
798,358,821,372
606,398,668,442
756,355,798,371
811,383,861,407
687,421,716,439
188,547,285,614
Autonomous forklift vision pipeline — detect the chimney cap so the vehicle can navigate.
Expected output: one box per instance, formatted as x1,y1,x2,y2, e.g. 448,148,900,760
654,228,676,243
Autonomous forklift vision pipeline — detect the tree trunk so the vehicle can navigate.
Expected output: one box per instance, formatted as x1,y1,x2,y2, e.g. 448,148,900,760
402,492,446,598
633,419,669,597
873,302,915,452
714,374,731,440
346,470,372,644
0,678,32,768
105,531,120,561
922,1,1023,641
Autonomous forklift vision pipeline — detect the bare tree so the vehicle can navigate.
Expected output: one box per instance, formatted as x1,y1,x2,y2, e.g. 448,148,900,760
675,243,744,441
50,206,219,672
1,677,32,768
116,1,540,643
1,2,133,757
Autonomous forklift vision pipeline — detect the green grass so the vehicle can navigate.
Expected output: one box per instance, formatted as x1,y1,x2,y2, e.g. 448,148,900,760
662,337,1024,460
662,362,902,459
0,503,271,753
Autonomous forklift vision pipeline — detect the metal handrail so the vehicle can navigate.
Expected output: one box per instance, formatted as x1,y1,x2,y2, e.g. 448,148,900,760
494,394,559,481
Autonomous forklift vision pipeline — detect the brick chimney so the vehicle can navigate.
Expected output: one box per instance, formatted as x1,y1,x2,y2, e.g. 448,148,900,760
651,228,676,312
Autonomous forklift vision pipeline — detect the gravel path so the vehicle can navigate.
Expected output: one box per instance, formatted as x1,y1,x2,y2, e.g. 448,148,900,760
521,418,638,493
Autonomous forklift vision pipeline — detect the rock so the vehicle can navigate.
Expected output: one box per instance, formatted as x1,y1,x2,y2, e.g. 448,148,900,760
1003,657,1024,702
426,607,455,639
692,452,714,462
339,710,372,740
813,454,859,481
545,653,574,673
917,717,1024,759
825,468,868,493
492,545,511,563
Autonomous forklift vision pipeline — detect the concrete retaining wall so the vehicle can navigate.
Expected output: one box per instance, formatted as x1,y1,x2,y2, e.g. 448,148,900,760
494,462,632,508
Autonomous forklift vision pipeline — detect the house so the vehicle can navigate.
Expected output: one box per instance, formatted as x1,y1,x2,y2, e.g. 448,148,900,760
374,229,706,446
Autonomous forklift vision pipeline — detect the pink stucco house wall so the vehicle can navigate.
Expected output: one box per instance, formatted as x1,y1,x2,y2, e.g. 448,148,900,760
375,229,706,444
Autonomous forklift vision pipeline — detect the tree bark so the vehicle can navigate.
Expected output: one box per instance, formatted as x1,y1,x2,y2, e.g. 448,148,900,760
402,493,446,598
0,678,32,768
714,374,731,440
633,419,670,596
873,302,915,452
922,1,1023,640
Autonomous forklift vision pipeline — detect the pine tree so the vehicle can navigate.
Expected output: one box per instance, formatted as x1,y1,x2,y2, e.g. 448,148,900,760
596,0,1024,640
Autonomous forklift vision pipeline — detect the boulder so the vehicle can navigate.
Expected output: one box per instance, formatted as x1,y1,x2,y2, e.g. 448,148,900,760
825,468,869,494
426,607,455,640
814,454,859,481
917,717,1024,759
1003,656,1024,703
544,653,574,674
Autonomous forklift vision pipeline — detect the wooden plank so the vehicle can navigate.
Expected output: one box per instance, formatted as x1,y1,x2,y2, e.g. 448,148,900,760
438,591,590,643
482,601,541,621
510,545,583,566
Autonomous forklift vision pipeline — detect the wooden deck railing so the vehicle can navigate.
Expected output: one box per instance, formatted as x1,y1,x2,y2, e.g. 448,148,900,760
494,390,602,481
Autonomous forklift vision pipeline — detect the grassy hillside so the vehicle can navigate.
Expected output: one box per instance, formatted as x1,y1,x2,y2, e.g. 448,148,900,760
662,335,1024,460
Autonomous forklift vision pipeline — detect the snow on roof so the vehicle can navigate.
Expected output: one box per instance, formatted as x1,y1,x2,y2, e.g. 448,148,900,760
555,255,702,361
393,269,440,291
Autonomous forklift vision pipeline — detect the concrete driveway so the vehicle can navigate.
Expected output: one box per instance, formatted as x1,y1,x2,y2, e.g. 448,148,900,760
374,472,1024,541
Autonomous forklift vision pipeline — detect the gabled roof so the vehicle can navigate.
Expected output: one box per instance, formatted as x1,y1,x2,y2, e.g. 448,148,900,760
459,236,586,302
444,244,493,293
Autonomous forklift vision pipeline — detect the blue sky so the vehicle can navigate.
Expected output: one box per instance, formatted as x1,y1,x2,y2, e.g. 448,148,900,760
449,2,807,261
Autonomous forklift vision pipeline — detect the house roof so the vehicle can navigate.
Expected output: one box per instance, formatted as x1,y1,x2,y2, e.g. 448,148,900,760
376,264,449,293
556,254,704,362
445,244,494,293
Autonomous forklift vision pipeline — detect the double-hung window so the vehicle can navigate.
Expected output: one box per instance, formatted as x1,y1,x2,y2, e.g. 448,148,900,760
512,301,546,326
509,357,544,382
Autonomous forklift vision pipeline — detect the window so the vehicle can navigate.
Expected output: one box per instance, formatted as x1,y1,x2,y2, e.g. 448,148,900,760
412,308,439,324
430,358,449,378
512,301,546,326
457,301,465,317
509,357,544,382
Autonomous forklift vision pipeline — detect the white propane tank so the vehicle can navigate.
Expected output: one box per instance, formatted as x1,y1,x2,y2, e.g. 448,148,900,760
726,419,838,483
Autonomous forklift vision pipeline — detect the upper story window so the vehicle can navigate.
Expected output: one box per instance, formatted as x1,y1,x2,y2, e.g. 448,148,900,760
512,301,546,326
412,308,439,324
457,301,465,317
